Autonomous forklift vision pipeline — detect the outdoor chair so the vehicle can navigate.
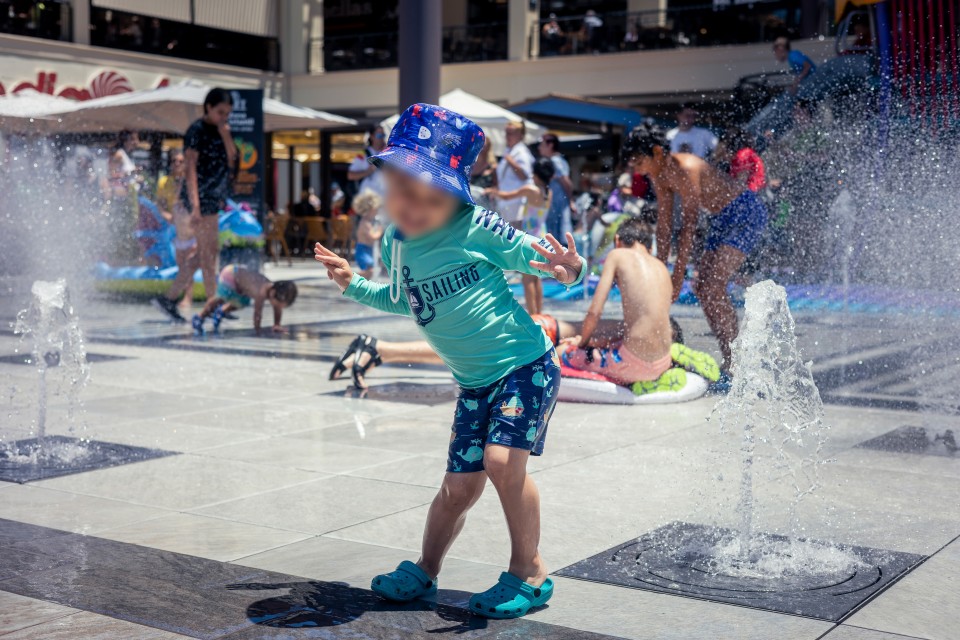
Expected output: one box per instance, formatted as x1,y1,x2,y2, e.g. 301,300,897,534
330,215,353,258
301,216,329,256
265,211,292,266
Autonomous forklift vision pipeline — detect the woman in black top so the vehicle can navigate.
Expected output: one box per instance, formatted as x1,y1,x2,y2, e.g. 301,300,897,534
183,88,236,306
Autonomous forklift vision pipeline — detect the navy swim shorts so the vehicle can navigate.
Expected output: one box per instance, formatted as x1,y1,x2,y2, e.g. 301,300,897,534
447,349,560,473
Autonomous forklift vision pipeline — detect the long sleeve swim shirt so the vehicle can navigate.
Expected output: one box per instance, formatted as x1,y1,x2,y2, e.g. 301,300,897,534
344,203,585,388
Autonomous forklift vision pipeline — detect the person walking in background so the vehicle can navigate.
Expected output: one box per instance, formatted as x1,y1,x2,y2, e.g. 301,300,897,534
347,125,387,198
486,157,557,315
496,121,535,227
154,88,236,322
537,133,574,241
666,105,717,159
152,150,198,320
353,191,384,279
105,129,142,263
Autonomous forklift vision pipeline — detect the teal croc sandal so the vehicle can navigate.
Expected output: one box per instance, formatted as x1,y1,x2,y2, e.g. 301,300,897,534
371,561,437,602
468,572,554,619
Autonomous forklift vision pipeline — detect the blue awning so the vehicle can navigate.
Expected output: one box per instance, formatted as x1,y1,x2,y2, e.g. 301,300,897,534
509,94,642,130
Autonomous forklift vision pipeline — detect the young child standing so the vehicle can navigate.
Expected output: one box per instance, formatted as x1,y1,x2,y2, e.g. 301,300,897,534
191,264,297,336
314,104,584,619
352,191,384,279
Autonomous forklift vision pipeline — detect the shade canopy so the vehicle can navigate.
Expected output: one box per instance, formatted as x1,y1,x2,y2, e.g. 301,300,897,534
509,94,642,132
0,90,84,134
381,88,542,156
49,81,356,134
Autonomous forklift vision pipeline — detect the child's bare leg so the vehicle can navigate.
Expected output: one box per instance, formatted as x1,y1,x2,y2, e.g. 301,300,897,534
417,471,486,577
695,246,746,370
358,268,373,279
195,215,220,302
166,248,200,302
483,444,547,586
199,297,224,318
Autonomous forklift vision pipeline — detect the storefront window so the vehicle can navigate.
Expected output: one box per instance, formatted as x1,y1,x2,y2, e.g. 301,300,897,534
90,7,279,72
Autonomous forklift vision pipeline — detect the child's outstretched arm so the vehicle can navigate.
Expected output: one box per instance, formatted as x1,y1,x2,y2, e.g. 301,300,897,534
314,242,410,316
464,209,585,286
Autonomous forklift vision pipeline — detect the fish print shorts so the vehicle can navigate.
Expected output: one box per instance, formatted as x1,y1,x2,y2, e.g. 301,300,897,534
447,349,561,473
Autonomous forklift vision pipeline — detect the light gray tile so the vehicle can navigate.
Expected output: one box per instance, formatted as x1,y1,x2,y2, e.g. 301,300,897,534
235,535,495,589
824,626,927,640
47,419,268,453
172,403,356,434
0,484,168,535
845,538,960,640
77,391,238,421
198,437,415,474
286,415,454,458
347,454,448,488
35,454,324,511
535,577,832,640
96,513,311,562
193,475,436,535
0,610,189,639
0,591,76,634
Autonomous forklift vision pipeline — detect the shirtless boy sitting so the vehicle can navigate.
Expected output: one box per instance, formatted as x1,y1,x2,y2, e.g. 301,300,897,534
191,264,298,336
558,218,717,388
622,122,768,379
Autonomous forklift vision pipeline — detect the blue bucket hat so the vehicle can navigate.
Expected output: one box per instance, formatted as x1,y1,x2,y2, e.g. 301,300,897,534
370,103,486,205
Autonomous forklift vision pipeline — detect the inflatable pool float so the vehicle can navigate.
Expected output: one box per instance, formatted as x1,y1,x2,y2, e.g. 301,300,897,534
558,365,708,405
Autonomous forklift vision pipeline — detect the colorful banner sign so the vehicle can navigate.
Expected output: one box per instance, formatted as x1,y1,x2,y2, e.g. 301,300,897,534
227,88,265,220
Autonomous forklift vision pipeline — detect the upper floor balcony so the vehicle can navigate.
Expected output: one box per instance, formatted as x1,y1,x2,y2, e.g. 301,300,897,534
307,0,811,74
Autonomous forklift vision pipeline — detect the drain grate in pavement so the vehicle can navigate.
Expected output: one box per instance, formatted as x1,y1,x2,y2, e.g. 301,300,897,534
0,435,176,484
556,522,925,622
0,353,128,366
857,426,959,457
323,382,458,406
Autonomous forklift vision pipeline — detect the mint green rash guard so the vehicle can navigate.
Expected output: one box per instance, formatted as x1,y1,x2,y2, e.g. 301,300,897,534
343,204,585,389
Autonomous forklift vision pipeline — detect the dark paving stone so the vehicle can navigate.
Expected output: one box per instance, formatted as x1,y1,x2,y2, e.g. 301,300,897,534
0,352,128,366
857,425,960,457
0,519,623,640
556,521,926,622
321,382,458,406
219,580,613,639
0,435,177,484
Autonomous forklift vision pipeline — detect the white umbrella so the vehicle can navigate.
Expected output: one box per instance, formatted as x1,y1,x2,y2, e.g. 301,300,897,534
381,88,542,156
54,80,355,134
0,90,83,134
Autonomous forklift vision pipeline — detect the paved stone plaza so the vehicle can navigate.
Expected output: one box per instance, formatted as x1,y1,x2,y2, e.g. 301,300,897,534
0,264,957,639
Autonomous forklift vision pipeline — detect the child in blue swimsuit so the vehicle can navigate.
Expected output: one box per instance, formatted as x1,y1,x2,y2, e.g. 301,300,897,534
314,104,584,619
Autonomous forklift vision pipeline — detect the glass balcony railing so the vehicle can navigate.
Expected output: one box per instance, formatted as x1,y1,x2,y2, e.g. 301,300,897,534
90,7,279,72
309,22,508,73
0,0,71,41
535,2,805,57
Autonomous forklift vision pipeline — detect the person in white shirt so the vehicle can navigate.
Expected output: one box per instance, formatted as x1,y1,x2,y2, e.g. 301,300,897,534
496,122,535,225
665,105,718,159
348,125,387,197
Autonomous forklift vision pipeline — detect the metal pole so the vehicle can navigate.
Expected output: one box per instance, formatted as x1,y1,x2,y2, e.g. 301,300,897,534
398,0,441,108
320,131,332,219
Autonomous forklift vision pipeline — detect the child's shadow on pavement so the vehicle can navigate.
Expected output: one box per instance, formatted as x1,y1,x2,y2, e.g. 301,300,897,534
227,580,495,636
